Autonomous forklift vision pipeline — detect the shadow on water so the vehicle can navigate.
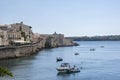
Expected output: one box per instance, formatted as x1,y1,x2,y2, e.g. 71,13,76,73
57,72,79,77
56,71,81,80
57,71,80,75
0,51,40,70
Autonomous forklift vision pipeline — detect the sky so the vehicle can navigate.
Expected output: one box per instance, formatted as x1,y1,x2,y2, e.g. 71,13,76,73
0,0,120,37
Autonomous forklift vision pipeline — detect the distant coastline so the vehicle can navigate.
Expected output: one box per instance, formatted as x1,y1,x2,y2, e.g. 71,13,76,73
66,35,120,41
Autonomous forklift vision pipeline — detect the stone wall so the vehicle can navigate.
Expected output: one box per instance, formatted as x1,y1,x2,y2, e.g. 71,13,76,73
0,45,37,59
0,38,78,60
0,39,46,60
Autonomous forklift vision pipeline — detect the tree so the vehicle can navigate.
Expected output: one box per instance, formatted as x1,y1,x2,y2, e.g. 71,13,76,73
45,36,52,48
0,35,4,45
45,41,51,48
0,66,13,77
21,31,29,41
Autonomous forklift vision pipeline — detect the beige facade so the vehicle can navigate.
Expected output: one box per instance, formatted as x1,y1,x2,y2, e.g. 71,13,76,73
33,33,41,43
39,32,64,47
7,29,21,42
52,32,64,46
11,22,33,42
0,24,22,45
0,22,34,45
0,29,9,45
63,39,73,46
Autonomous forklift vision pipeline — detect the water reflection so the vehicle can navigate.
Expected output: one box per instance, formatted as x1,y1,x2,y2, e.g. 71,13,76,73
57,72,78,80
0,53,38,71
57,72,79,76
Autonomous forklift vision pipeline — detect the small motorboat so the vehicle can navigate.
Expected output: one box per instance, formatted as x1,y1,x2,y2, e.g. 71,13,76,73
100,46,104,48
56,63,80,73
56,57,63,62
90,48,95,51
74,53,79,55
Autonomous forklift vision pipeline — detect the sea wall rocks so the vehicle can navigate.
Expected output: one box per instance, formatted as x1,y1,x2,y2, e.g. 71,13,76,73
0,45,36,59
0,39,78,60
0,39,47,59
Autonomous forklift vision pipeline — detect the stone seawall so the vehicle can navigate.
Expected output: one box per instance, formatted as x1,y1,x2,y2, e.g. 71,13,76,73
0,39,78,60
0,45,37,60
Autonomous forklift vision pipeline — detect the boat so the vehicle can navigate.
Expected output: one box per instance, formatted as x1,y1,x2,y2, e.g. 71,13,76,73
90,48,95,51
74,53,79,55
100,46,104,48
56,63,80,73
56,57,63,62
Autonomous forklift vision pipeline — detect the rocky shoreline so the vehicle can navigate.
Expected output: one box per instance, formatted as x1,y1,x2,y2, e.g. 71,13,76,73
0,41,78,60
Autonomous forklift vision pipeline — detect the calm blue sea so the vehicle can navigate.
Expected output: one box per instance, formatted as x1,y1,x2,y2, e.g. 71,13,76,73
0,41,120,80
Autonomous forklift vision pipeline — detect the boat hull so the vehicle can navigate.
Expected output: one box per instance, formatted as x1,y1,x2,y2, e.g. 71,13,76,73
57,68,80,73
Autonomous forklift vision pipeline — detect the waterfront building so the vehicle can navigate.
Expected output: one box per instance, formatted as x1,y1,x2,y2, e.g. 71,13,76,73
0,29,9,45
39,32,64,47
0,25,10,45
33,33,41,43
0,24,23,45
63,38,73,46
7,28,21,43
11,22,33,42
52,32,64,46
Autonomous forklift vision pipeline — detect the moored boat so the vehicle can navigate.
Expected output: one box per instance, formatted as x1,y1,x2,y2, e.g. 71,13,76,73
56,57,63,62
100,46,104,48
56,63,80,73
90,48,95,51
74,53,79,55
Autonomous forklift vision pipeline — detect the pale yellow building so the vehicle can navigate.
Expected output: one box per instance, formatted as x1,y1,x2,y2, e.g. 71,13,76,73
0,29,8,45
7,29,21,42
11,22,33,42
